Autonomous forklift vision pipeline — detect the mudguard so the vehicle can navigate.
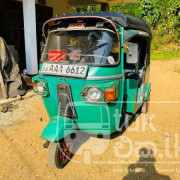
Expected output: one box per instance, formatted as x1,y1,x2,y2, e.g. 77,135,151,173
145,83,151,101
41,117,77,142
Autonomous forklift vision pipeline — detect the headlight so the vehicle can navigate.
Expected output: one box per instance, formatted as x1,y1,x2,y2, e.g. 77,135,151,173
81,87,104,102
34,81,46,95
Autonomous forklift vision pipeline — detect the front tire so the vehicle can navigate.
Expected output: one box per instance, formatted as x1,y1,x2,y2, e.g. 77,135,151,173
47,138,73,169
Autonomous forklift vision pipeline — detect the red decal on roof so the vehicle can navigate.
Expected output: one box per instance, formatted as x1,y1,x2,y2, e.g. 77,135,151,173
68,23,86,29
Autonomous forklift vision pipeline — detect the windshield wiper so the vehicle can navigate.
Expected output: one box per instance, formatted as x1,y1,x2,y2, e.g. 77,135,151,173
83,42,108,55
69,42,108,64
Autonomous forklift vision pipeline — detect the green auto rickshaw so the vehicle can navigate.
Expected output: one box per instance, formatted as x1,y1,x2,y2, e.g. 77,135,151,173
33,12,151,168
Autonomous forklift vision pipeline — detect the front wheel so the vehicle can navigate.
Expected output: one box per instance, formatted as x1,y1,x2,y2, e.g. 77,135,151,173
47,138,73,169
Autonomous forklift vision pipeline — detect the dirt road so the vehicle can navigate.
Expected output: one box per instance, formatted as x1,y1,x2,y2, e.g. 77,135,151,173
0,59,180,180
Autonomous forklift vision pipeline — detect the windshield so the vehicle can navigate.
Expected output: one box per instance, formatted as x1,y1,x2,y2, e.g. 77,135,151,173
41,29,120,66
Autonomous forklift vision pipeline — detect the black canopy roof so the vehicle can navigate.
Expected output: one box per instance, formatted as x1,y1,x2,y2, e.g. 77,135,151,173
51,12,151,35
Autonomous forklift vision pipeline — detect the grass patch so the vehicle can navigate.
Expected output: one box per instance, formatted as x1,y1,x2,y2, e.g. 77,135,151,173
151,45,180,60
151,33,180,60
151,50,180,60
151,42,180,60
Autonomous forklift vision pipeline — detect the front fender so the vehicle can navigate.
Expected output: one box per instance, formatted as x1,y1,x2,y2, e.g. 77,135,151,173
41,117,77,142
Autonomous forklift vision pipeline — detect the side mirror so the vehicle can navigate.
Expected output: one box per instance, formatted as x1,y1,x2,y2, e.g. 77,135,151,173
125,43,138,64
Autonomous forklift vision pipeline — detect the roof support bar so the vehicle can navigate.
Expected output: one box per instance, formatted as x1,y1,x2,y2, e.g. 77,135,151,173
101,3,109,11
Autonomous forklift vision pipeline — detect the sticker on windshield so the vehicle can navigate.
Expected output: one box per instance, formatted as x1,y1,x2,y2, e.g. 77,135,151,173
108,56,115,64
48,50,67,62
48,50,81,62
69,50,81,61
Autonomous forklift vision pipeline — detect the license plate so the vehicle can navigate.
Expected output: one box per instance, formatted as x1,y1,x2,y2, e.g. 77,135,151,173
40,63,88,78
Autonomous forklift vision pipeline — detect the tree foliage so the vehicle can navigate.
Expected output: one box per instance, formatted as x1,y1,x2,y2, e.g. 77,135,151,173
73,0,180,42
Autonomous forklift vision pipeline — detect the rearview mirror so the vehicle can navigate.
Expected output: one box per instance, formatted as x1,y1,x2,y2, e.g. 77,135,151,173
126,43,138,64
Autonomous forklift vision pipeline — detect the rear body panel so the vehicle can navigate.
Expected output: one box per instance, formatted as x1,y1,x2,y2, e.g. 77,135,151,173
124,64,151,114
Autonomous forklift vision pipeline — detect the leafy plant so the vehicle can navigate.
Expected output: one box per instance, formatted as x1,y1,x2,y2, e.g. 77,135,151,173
72,0,180,59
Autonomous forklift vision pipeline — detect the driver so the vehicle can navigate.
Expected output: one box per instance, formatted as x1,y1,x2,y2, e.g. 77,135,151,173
87,31,102,47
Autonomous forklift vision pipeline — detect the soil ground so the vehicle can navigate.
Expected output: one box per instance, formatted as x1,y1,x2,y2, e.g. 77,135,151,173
0,58,180,180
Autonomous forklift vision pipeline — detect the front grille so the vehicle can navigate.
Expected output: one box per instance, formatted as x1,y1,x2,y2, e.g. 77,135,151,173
57,83,77,119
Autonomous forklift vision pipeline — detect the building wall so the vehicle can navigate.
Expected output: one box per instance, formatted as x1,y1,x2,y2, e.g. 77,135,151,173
17,0,72,15
46,0,72,15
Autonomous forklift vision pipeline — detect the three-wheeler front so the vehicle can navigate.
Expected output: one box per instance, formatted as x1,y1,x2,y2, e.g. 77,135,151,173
33,12,151,168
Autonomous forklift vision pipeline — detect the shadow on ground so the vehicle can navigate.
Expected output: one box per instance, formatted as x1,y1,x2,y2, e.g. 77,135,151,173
123,147,171,180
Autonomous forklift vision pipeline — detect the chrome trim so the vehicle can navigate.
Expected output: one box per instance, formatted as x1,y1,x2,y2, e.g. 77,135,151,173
49,27,116,34
86,74,124,80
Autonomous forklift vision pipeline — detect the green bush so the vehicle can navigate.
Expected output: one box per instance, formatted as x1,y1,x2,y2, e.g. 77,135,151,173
73,0,180,59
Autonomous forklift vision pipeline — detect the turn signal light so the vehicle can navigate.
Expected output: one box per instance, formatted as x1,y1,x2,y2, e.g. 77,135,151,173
105,85,116,101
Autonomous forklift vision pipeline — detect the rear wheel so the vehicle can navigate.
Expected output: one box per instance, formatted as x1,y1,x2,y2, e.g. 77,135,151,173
141,94,150,114
47,138,73,169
